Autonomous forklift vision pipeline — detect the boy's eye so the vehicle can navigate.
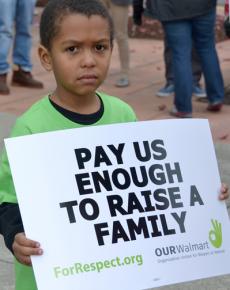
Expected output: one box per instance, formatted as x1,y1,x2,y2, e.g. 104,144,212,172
66,46,79,54
95,44,106,52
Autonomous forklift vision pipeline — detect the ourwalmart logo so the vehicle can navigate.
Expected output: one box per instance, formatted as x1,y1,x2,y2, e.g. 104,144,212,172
209,219,222,248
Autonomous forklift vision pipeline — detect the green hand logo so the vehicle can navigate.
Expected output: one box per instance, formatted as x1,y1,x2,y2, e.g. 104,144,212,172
209,219,222,248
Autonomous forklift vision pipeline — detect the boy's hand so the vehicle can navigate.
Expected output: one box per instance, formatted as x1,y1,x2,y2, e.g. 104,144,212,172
219,183,229,201
13,233,43,266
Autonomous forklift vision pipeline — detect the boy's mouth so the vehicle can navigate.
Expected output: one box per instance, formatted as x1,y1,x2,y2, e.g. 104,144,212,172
78,74,97,80
77,74,98,85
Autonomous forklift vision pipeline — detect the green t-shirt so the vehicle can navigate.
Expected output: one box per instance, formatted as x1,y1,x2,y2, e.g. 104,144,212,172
0,92,136,290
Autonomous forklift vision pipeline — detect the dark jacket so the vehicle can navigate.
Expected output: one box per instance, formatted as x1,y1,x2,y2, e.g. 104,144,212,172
151,0,217,22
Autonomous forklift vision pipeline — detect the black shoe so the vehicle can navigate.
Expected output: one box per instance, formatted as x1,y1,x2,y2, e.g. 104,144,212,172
12,67,43,89
0,74,10,95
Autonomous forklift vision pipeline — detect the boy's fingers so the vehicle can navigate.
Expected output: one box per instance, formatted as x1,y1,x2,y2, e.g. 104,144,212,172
13,242,43,266
13,242,43,256
17,254,32,266
221,183,229,193
13,233,43,265
219,192,229,200
219,183,229,200
15,233,40,248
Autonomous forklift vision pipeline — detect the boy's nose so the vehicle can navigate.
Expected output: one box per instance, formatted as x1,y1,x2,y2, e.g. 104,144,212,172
81,50,96,67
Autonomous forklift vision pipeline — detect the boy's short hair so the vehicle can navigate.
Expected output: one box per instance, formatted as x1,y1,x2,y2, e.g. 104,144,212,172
40,0,114,50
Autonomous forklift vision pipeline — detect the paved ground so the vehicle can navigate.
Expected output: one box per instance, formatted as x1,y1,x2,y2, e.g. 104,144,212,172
0,6,230,290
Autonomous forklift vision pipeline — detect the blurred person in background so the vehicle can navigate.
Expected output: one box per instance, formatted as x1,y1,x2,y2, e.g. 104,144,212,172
151,0,224,118
132,0,207,99
0,0,43,95
101,0,131,87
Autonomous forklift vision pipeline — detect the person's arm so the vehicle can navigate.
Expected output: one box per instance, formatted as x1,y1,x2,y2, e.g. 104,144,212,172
0,202,43,265
0,202,24,253
0,119,43,265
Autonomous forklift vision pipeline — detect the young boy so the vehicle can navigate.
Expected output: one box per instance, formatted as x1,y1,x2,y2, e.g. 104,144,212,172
0,1,228,290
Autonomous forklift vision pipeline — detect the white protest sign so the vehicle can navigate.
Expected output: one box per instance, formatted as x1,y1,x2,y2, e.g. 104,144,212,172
5,119,230,290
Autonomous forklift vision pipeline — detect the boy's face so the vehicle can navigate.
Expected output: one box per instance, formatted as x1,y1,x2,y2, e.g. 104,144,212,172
43,14,112,100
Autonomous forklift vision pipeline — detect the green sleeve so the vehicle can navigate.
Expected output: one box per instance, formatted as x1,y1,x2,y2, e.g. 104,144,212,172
0,119,31,204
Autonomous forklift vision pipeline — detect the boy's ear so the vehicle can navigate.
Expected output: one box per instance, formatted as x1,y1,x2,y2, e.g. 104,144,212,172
38,45,53,72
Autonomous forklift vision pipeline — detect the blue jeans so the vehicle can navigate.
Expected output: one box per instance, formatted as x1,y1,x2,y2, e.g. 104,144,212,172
0,0,36,74
163,8,224,113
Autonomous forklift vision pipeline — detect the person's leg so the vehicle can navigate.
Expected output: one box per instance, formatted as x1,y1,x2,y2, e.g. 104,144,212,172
156,36,175,97
110,2,130,87
0,0,16,94
191,46,207,98
0,0,16,74
157,35,206,98
13,0,36,71
12,0,43,88
192,8,224,110
163,20,193,115
164,37,174,85
191,47,202,85
164,38,202,87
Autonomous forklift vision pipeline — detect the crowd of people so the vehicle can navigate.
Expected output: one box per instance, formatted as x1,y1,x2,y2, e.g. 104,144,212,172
0,1,229,290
